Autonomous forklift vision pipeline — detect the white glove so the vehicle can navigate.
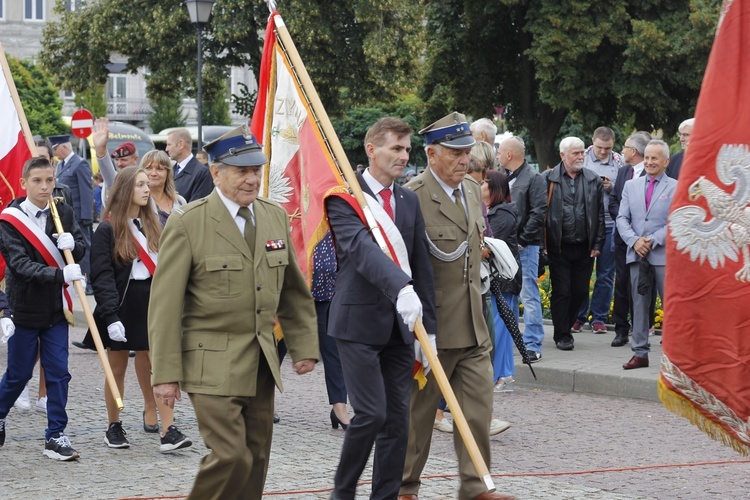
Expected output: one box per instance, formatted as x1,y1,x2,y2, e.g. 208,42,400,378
54,232,75,251
0,317,15,344
414,333,436,375
107,321,127,343
63,264,83,283
396,285,422,332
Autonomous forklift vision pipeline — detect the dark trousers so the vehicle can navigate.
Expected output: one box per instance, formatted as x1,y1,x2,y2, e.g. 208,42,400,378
316,301,347,404
548,243,594,342
333,334,413,500
78,220,92,280
612,240,632,336
0,321,70,439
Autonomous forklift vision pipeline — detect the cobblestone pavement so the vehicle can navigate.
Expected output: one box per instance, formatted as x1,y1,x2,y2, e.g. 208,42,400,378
0,313,746,499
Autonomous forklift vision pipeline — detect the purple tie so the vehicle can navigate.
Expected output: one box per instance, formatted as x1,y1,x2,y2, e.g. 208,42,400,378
645,178,657,210
380,188,394,220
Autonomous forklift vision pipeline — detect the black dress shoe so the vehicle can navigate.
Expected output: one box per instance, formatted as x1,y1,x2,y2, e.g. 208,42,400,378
273,413,280,424
72,341,95,351
611,334,628,347
556,338,574,351
330,409,350,430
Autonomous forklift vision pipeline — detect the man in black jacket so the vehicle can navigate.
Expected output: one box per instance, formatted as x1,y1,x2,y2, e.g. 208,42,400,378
542,137,605,351
0,157,86,460
496,136,547,361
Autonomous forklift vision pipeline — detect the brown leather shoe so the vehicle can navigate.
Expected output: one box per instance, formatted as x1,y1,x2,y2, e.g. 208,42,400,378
622,355,649,370
475,492,516,500
398,496,418,500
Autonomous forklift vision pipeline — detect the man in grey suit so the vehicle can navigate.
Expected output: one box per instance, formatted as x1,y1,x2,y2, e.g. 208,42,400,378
326,117,437,500
49,135,94,294
616,139,677,369
166,128,214,202
399,113,514,500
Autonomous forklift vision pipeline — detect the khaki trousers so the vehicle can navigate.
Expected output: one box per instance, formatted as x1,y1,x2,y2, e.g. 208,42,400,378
187,358,275,500
400,342,494,499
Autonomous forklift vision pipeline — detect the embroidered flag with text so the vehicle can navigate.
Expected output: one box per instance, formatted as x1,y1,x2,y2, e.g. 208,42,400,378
661,0,750,455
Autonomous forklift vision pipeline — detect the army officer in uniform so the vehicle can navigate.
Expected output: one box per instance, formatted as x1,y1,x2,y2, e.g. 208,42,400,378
148,126,319,500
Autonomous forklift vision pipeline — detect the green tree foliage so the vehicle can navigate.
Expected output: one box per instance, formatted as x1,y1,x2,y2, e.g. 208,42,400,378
202,84,231,126
231,82,257,119
148,95,187,133
73,83,108,118
5,56,66,138
331,94,426,167
420,0,719,168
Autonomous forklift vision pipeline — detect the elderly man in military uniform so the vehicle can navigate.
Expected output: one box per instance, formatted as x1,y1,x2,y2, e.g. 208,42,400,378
398,113,514,500
148,127,319,500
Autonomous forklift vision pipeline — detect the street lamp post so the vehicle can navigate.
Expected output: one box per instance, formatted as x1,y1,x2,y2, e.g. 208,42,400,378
185,0,215,153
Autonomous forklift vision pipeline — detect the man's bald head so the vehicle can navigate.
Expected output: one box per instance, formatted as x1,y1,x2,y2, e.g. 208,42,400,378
496,136,526,171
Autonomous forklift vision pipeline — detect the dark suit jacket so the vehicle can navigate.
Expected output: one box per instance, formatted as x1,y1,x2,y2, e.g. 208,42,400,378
174,156,214,202
666,150,683,180
56,153,93,222
610,163,647,245
326,173,437,345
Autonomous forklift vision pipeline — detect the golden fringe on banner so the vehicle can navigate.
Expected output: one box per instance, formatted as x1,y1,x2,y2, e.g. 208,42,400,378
659,376,750,456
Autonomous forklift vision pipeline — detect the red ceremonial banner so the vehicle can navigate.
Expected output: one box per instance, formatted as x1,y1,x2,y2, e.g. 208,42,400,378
0,50,34,280
250,12,347,283
661,0,750,455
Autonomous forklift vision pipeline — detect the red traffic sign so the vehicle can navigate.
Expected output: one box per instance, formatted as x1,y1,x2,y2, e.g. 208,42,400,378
70,109,94,138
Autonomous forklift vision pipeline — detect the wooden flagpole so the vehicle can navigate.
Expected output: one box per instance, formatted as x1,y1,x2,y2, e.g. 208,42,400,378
269,11,496,493
0,42,123,410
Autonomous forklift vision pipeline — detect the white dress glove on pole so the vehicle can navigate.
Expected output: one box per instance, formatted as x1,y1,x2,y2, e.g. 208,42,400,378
63,264,83,283
55,232,75,251
396,285,422,332
414,333,436,375
0,317,15,344
107,321,127,343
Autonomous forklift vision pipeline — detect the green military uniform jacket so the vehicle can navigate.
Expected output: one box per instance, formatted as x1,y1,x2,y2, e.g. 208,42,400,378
405,168,490,349
148,190,319,396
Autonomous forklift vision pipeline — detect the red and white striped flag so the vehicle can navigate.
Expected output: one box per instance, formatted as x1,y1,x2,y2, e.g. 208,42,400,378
251,12,347,282
0,48,34,279
662,0,750,455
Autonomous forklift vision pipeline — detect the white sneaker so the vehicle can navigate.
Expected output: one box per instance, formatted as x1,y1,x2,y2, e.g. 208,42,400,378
14,385,31,410
35,396,47,413
490,419,511,436
433,417,453,433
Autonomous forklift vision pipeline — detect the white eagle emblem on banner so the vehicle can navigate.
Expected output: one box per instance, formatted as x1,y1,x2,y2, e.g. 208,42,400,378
669,144,750,282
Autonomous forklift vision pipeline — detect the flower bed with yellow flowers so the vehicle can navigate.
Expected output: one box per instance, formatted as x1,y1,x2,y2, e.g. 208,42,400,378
520,271,663,329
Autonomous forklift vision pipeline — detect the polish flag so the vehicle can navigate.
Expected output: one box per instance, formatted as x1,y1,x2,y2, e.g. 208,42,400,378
0,53,34,279
251,12,347,282
662,0,750,454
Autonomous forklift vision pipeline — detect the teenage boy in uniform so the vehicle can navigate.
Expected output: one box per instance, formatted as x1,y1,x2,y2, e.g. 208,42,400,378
0,157,86,460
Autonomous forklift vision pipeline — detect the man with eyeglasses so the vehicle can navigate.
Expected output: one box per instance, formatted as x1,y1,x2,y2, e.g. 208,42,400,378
571,127,623,336
542,137,605,351
666,118,694,179
609,132,651,347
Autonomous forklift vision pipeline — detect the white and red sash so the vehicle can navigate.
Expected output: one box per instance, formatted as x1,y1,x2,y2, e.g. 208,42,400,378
0,206,74,318
128,220,157,276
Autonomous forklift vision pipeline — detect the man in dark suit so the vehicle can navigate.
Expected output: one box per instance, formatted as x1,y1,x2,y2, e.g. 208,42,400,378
166,128,214,202
326,117,437,500
149,127,319,499
609,132,649,347
666,118,694,180
49,135,94,294
616,139,677,369
399,113,513,500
